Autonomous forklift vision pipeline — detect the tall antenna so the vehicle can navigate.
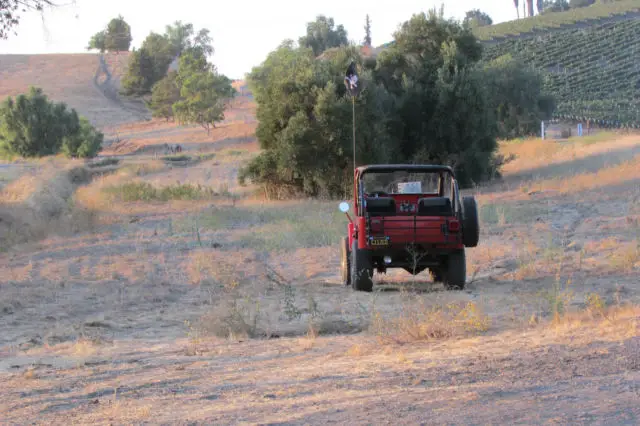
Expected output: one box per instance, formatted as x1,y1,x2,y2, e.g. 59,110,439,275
344,60,361,172
352,95,356,172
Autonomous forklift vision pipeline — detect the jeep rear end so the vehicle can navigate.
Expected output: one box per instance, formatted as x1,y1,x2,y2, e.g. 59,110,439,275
339,164,479,292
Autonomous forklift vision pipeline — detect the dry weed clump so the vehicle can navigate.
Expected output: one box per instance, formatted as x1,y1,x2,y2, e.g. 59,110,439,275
535,274,575,324
546,297,639,343
188,258,333,343
189,256,268,341
200,296,264,341
584,236,624,253
0,164,95,249
120,160,167,176
607,241,640,272
369,296,491,344
512,237,540,280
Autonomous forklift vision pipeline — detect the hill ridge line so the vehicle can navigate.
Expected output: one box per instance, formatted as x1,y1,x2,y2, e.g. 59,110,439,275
480,9,640,45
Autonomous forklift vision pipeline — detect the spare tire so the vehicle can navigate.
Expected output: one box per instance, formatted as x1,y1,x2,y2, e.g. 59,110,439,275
461,196,479,248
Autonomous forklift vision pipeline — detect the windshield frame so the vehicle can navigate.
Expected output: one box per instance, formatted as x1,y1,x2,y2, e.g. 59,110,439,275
360,170,443,195
353,165,457,216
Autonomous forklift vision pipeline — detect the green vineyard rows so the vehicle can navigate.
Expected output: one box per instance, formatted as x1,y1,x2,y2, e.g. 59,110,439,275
473,0,640,40
482,17,640,127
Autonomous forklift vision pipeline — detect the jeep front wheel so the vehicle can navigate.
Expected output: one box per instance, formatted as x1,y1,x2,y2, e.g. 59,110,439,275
444,249,466,290
351,241,373,292
341,237,351,286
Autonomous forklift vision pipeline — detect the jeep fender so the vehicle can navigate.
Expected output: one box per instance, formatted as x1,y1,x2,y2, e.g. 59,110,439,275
357,216,367,249
348,222,355,250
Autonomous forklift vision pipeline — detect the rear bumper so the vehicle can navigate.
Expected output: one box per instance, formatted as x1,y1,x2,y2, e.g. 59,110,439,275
365,244,464,255
365,241,464,251
363,246,462,269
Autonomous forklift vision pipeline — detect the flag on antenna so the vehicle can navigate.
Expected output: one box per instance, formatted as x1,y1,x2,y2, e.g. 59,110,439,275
344,61,361,97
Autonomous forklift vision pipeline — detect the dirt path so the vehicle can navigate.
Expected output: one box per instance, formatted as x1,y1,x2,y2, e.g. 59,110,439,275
92,54,150,123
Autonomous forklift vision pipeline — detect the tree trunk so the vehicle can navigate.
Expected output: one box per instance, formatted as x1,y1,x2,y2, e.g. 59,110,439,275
527,0,534,17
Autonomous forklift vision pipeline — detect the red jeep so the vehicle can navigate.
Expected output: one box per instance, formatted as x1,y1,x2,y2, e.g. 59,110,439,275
339,164,479,292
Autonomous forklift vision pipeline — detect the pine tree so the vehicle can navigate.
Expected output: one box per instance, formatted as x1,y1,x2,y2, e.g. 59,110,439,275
363,15,372,47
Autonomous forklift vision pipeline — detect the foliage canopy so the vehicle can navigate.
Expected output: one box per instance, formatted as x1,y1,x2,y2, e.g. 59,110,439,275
87,15,132,52
240,11,555,198
299,15,349,57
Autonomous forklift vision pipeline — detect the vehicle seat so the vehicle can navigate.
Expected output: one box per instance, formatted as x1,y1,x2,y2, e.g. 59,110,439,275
365,197,397,216
417,197,453,216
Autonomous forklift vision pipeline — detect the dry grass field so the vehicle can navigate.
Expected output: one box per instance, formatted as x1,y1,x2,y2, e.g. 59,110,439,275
0,54,639,424
0,53,148,129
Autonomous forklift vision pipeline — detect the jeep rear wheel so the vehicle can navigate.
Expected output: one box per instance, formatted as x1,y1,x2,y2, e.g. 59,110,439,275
351,241,373,292
444,249,466,290
462,196,479,248
340,237,351,286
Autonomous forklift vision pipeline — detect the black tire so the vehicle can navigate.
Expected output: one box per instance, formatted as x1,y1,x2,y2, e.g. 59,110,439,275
351,241,373,292
461,196,480,248
341,237,351,286
444,249,466,290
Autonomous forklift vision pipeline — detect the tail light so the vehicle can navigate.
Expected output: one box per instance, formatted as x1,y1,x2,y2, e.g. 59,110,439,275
448,220,460,232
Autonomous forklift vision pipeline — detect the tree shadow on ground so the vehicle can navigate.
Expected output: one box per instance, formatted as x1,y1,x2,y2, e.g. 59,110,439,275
481,142,640,194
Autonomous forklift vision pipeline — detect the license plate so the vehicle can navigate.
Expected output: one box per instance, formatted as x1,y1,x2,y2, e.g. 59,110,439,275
370,237,389,246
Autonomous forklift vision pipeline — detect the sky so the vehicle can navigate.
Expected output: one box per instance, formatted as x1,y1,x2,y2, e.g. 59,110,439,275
0,0,519,79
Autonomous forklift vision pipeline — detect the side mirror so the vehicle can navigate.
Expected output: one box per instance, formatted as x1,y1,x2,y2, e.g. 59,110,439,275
338,201,350,213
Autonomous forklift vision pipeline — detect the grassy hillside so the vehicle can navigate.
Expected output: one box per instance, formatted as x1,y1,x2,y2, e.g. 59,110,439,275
0,52,150,129
0,51,257,156
369,2,640,126
474,0,640,40
482,17,640,126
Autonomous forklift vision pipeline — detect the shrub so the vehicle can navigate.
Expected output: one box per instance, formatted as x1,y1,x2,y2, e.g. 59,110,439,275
162,154,191,162
0,87,102,159
88,158,120,168
482,54,555,139
102,182,218,202
61,117,104,158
